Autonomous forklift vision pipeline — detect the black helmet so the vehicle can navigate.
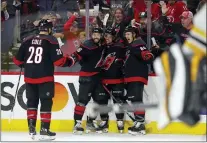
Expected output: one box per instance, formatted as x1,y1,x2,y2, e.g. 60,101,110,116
124,26,136,33
105,27,116,36
38,19,53,31
92,27,103,34
124,26,138,36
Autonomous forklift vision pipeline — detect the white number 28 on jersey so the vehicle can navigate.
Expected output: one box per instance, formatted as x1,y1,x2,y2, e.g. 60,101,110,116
27,46,43,64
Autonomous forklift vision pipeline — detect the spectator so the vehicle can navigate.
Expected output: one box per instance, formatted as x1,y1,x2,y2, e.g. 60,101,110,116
136,11,174,55
144,0,161,21
20,0,39,15
79,31,86,43
178,11,193,44
61,12,80,55
133,0,145,22
133,0,161,22
160,0,188,23
52,0,79,16
92,0,110,11
1,0,16,53
112,5,133,42
1,0,9,22
37,0,54,12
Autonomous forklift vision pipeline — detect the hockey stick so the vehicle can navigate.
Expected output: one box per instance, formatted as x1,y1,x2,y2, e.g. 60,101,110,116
103,13,110,32
102,84,136,122
9,67,22,125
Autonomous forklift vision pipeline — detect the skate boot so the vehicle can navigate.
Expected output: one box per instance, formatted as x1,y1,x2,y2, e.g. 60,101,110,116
117,120,124,133
128,121,146,135
28,119,36,140
39,122,56,141
73,120,84,134
85,117,98,133
96,120,109,133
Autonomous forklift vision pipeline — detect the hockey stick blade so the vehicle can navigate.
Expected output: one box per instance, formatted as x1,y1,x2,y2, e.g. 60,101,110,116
121,103,158,112
103,13,109,27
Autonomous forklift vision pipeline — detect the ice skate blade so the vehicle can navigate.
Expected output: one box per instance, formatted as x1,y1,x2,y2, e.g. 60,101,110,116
96,128,108,134
85,129,92,134
128,130,146,135
119,130,123,134
39,135,56,141
29,134,36,140
96,130,103,134
73,130,83,135
103,128,108,133
86,128,97,133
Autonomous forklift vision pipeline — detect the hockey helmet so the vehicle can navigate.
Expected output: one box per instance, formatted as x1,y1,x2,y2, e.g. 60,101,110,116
38,19,53,31
105,27,116,36
124,26,138,35
92,27,103,34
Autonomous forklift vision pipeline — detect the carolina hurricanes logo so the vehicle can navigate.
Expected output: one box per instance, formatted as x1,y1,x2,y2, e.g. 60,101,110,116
167,16,175,23
95,50,105,68
124,50,130,66
102,52,116,70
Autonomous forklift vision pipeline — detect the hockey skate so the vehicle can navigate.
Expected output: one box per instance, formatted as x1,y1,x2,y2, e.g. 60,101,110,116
85,117,98,133
117,120,124,133
39,122,56,141
73,120,84,134
128,121,146,135
28,119,36,140
39,128,56,141
96,120,109,134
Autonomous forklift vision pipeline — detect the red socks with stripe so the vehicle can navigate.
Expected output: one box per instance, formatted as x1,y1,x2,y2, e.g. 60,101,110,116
74,105,86,121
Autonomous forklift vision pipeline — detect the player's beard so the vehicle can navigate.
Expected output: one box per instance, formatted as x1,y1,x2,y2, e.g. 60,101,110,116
93,38,100,43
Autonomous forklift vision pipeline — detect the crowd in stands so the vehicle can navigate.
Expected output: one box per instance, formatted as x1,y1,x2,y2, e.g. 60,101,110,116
1,0,206,72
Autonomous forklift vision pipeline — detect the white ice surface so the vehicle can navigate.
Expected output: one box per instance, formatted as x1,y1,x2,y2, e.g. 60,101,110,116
1,132,206,142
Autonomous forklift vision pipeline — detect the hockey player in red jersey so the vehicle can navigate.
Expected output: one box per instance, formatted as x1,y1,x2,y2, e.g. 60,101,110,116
13,19,75,140
123,26,155,135
71,27,105,134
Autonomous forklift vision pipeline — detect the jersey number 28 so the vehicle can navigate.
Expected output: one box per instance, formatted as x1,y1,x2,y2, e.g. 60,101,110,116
27,46,43,64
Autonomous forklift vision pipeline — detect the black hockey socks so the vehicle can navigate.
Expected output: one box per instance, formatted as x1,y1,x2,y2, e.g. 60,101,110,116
115,113,124,121
100,113,109,121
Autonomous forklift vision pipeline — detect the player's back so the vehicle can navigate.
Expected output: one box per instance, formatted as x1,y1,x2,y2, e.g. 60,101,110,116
22,34,59,83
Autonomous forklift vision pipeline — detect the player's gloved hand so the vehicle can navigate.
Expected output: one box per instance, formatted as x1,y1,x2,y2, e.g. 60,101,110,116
70,52,81,63
19,64,24,68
